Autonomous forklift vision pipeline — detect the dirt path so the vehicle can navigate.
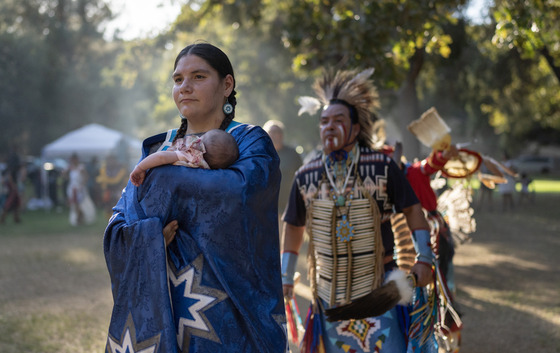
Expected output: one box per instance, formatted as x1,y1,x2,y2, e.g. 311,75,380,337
0,193,558,352
0,230,113,352
290,193,560,353
453,193,560,353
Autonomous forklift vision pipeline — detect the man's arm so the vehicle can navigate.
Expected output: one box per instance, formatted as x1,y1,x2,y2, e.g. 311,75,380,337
402,203,433,287
281,222,305,298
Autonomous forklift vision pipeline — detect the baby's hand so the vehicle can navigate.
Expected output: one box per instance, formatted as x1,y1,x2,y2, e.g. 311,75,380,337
163,220,179,246
130,167,146,187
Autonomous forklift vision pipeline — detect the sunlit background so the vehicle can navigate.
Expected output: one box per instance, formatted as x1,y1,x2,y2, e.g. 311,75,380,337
1,1,560,352
104,0,181,40
1,0,559,189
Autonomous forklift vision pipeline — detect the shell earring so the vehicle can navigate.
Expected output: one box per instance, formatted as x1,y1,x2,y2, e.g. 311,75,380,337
223,102,233,115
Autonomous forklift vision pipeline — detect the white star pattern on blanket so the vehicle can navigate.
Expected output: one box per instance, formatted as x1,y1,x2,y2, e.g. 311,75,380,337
169,254,228,350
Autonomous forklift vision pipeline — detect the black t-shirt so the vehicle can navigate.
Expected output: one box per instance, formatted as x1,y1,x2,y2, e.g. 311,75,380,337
283,145,419,256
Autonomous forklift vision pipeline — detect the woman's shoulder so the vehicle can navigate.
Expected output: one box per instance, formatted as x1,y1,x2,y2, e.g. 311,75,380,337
227,122,270,145
227,121,265,137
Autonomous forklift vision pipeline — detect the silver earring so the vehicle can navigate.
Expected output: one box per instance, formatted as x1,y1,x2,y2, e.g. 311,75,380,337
223,102,233,115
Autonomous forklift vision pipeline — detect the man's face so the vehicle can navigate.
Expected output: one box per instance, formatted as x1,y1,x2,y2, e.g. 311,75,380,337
319,104,360,155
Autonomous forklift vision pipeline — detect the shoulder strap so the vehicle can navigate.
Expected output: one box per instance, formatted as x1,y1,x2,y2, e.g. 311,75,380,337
157,129,178,152
226,120,244,133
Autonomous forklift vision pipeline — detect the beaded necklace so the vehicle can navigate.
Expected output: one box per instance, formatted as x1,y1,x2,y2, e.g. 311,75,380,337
323,145,360,242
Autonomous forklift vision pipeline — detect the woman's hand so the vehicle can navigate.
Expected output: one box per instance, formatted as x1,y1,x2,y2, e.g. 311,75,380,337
162,220,179,246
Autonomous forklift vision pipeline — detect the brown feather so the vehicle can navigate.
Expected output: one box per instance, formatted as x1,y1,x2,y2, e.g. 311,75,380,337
391,213,416,272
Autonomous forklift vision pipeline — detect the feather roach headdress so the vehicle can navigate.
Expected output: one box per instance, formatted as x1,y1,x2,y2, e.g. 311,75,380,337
298,68,380,148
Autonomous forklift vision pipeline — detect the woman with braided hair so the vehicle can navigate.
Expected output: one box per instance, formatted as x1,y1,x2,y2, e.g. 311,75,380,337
104,42,287,352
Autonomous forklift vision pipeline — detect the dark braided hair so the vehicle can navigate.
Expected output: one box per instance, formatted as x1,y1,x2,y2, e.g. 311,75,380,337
173,43,237,142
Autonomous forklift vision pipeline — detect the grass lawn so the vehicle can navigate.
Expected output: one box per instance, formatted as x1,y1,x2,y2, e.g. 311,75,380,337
0,209,112,353
0,182,559,352
0,206,110,236
455,176,560,193
528,178,560,193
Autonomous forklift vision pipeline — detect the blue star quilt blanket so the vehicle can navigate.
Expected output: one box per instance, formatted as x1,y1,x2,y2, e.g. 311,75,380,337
103,122,288,353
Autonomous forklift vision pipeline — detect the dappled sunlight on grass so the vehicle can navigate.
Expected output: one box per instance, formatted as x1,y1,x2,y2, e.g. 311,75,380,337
455,243,550,271
0,208,109,237
62,248,98,266
0,311,108,352
453,193,560,352
464,177,560,193
0,217,113,352
458,286,560,326
1,194,559,352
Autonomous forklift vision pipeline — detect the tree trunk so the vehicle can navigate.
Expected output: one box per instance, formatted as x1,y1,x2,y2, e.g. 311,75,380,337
540,46,560,83
395,47,425,160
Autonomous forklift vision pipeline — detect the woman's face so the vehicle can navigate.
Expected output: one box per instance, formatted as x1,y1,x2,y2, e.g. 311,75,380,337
319,103,360,155
172,54,233,126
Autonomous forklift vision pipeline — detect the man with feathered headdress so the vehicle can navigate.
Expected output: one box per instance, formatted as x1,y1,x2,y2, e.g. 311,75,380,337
281,68,437,352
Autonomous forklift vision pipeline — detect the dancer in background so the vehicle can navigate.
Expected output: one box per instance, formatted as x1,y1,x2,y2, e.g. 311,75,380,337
96,155,127,218
282,68,436,353
66,153,96,226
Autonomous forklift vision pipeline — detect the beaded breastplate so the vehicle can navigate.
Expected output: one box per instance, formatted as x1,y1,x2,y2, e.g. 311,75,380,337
306,151,384,308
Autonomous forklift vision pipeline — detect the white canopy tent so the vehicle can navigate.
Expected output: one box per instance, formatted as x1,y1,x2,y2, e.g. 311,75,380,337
41,123,142,168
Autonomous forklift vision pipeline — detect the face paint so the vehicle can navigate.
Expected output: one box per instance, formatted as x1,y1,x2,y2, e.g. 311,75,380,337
323,136,339,150
337,125,346,143
320,104,353,154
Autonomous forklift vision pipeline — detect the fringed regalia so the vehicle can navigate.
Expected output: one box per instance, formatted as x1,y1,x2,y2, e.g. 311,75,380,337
394,179,474,353
104,122,288,353
285,145,437,353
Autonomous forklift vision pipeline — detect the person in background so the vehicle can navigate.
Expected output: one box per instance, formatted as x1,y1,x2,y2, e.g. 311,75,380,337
47,165,62,212
498,153,518,212
103,42,287,352
86,156,101,207
518,172,534,205
65,153,96,226
389,143,463,350
1,147,22,224
96,154,128,218
283,68,435,352
401,145,459,289
263,120,303,244
0,169,22,224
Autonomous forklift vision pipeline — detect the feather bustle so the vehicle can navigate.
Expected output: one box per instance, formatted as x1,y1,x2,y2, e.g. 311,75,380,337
408,107,451,149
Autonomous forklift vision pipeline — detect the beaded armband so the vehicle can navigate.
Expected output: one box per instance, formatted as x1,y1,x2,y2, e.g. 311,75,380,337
411,229,434,264
281,252,298,286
